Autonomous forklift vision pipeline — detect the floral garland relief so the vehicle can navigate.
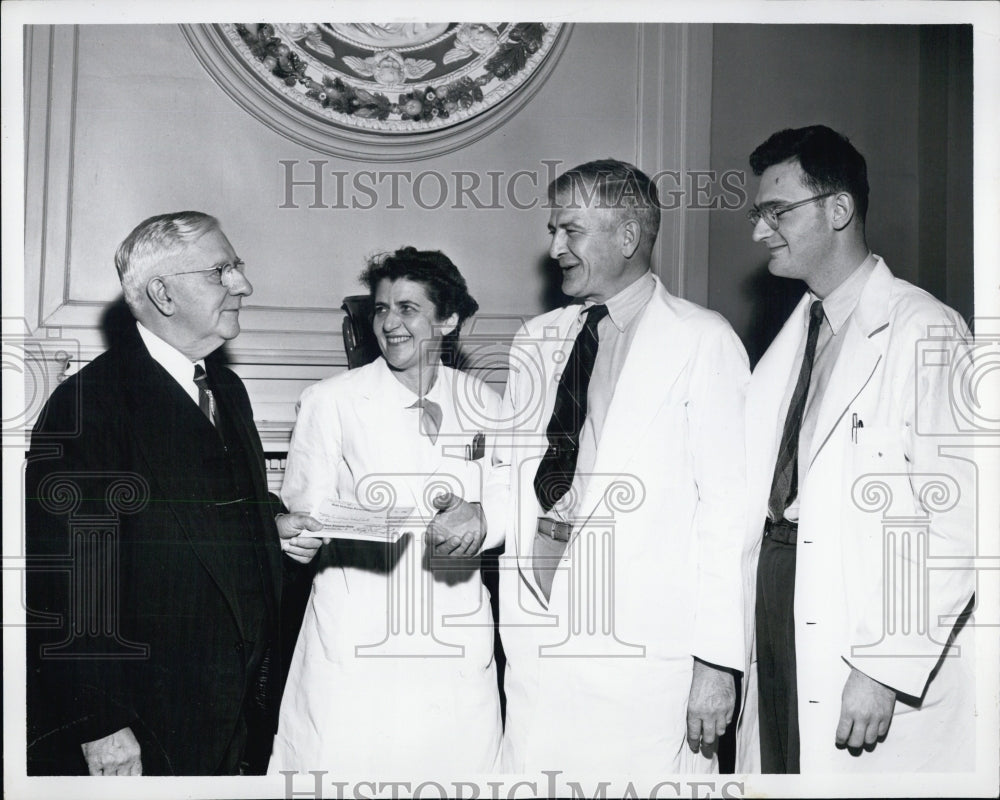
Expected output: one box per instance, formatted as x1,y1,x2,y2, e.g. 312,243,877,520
235,23,549,127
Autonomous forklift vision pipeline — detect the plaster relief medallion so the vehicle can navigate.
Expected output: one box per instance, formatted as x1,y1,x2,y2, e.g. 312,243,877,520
181,22,570,160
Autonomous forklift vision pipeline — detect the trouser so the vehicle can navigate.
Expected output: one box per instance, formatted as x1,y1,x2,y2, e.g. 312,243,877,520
755,525,799,773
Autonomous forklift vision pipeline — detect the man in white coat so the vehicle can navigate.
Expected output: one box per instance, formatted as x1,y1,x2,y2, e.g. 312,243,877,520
434,158,751,782
735,125,977,773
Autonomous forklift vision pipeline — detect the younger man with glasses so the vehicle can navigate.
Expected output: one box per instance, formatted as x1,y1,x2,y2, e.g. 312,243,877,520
26,212,322,775
735,126,976,773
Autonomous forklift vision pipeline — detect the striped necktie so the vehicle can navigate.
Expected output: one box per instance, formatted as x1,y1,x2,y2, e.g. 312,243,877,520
533,304,609,512
192,364,217,426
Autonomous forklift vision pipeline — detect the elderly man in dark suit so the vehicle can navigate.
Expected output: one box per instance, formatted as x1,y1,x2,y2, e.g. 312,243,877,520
25,211,322,776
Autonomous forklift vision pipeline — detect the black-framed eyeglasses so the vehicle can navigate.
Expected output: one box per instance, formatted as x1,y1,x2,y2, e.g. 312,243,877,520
747,192,836,230
154,259,247,286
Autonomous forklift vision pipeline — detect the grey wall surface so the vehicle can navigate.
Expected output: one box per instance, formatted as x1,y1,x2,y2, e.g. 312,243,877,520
708,24,972,363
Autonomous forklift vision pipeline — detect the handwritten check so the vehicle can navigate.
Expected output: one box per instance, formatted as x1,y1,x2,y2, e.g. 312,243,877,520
313,498,416,543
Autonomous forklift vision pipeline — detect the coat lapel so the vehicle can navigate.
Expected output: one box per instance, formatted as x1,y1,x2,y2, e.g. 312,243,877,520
512,307,578,603
425,367,477,497
363,359,429,516
208,360,283,618
116,331,246,632
577,281,687,525
747,294,812,497
806,259,892,468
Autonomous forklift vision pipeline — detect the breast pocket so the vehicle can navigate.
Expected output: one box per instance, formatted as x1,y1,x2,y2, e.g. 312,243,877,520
851,423,907,475
848,421,916,531
431,456,487,504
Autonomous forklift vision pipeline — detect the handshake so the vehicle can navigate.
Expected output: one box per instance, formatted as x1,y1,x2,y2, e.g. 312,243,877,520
276,492,486,563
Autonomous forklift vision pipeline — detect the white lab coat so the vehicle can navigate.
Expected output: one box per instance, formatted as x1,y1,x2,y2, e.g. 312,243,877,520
269,358,502,774
495,277,752,778
736,258,977,772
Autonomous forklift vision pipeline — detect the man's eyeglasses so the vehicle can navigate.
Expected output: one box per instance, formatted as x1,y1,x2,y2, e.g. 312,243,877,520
747,192,836,230
155,259,247,286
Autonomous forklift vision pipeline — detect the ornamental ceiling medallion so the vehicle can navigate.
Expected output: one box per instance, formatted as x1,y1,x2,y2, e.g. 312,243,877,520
181,23,570,161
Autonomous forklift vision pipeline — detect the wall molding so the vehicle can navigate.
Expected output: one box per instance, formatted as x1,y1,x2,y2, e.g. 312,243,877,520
635,23,712,305
23,25,347,375
25,25,78,330
20,24,345,450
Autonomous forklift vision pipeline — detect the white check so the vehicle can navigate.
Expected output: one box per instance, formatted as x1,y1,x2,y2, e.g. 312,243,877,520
313,498,416,543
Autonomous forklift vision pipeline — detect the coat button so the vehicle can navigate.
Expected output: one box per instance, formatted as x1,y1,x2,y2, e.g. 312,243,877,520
234,641,244,653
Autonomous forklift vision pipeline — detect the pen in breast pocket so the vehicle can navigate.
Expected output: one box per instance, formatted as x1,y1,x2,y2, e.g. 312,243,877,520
851,413,864,443
469,432,485,460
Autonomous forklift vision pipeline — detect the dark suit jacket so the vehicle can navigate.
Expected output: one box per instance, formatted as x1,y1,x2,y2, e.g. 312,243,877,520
25,323,288,775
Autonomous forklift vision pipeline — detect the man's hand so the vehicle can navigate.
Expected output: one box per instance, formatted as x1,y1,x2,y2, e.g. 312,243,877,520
424,492,486,557
81,726,142,776
277,512,327,564
686,658,736,755
835,667,896,752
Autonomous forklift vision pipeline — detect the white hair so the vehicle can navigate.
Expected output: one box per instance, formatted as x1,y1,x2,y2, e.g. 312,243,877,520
114,211,220,306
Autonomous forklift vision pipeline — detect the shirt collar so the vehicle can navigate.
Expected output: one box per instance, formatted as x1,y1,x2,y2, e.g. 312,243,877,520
810,253,877,335
376,356,449,407
423,365,448,406
136,321,204,384
581,270,655,332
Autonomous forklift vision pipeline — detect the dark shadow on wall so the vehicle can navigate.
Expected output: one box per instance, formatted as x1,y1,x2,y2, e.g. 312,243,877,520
709,23,973,365
99,295,136,351
98,294,233,367
741,264,806,367
539,254,571,312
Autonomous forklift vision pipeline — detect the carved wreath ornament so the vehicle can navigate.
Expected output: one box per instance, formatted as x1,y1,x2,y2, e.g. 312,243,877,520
231,22,562,132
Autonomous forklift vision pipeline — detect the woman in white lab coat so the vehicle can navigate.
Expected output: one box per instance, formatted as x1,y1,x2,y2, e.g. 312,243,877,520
268,248,503,775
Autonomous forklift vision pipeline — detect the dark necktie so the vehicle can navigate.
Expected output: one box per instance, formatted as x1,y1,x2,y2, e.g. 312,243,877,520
767,300,824,521
533,304,610,512
410,397,443,444
192,364,217,426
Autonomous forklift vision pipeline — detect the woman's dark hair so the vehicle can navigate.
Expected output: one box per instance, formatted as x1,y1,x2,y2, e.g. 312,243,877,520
360,247,479,364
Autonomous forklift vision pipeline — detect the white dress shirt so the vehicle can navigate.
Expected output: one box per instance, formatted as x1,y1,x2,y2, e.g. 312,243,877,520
136,321,206,409
781,254,876,521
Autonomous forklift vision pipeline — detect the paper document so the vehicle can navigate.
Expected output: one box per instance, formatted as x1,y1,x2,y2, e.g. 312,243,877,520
313,498,416,543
